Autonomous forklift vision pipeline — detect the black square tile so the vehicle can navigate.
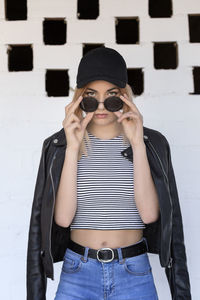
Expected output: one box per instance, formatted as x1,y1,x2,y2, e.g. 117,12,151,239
154,42,178,69
46,70,69,97
5,0,27,20
8,45,33,71
189,15,200,43
83,43,104,56
127,68,144,95
149,0,172,18
116,18,139,44
77,0,99,19
43,19,67,45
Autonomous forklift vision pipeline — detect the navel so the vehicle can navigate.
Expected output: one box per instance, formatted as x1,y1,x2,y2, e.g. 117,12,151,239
101,241,108,247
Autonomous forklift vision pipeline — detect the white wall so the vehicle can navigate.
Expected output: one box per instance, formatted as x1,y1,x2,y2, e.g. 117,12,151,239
0,0,199,299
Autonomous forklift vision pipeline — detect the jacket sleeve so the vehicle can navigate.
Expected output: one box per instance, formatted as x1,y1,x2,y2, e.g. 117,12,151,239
165,141,191,299
26,140,48,300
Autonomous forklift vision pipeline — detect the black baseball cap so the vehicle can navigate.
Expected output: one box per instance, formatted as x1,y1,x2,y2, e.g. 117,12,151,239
76,47,128,88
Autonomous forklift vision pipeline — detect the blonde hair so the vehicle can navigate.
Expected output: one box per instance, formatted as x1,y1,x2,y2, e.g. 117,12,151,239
70,83,135,161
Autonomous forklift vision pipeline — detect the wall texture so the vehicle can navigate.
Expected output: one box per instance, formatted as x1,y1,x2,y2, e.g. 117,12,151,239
0,0,199,299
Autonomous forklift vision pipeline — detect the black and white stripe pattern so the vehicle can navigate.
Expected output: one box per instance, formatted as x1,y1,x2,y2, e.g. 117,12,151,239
70,131,146,230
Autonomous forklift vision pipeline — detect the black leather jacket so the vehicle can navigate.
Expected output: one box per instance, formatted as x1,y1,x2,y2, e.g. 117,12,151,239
26,126,191,300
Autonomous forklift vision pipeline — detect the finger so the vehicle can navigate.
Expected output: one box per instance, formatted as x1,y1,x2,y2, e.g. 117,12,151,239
63,113,81,128
119,94,140,114
114,109,136,119
81,112,95,129
68,113,81,123
117,112,139,122
65,95,83,114
65,101,74,113
70,95,84,113
113,110,123,118
68,122,81,131
118,111,139,119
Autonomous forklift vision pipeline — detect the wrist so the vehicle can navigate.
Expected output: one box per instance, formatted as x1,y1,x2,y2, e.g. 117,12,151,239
131,141,146,150
65,146,79,155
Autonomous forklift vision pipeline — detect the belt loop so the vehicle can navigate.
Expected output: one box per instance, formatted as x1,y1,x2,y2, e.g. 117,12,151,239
82,246,89,262
117,247,125,264
143,237,149,252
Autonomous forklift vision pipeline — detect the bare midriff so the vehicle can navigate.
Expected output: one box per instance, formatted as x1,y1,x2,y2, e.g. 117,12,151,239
70,229,144,250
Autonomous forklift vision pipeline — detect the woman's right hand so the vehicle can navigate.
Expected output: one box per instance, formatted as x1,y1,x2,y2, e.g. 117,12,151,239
62,95,94,151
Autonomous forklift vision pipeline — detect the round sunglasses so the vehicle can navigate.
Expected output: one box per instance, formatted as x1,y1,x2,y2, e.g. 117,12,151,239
79,96,124,112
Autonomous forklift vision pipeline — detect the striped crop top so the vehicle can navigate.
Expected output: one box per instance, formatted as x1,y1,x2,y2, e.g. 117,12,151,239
70,131,146,230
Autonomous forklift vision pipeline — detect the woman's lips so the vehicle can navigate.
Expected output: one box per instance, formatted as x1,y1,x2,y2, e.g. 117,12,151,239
95,114,108,118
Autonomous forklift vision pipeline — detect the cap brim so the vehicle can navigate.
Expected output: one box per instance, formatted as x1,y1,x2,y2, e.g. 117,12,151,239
77,75,126,88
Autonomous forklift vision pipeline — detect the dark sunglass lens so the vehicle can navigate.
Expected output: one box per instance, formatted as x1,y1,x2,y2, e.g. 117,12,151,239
79,97,98,112
105,96,123,112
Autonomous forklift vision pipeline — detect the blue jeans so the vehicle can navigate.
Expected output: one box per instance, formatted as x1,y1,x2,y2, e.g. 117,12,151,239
54,237,159,300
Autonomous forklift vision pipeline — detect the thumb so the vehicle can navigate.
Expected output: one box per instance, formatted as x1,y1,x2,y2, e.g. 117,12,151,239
81,111,95,129
113,110,123,118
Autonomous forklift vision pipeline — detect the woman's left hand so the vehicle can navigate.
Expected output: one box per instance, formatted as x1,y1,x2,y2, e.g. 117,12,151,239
113,93,144,147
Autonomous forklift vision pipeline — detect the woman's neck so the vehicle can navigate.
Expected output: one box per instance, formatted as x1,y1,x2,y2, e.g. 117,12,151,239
87,123,124,140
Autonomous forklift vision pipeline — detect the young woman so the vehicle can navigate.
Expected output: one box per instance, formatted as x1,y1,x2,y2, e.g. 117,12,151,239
26,47,191,300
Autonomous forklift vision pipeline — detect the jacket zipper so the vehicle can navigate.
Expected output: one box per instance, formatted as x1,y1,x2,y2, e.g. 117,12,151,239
167,256,173,268
49,151,58,278
145,138,173,268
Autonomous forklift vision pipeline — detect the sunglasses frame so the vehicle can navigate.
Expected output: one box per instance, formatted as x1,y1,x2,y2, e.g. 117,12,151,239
79,95,124,112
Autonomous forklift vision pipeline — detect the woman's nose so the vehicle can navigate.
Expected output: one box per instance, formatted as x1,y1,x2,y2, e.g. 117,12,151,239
97,100,105,108
96,95,105,107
